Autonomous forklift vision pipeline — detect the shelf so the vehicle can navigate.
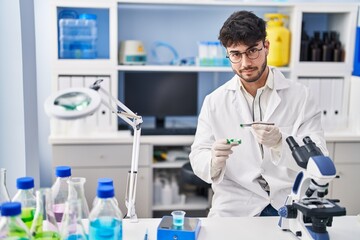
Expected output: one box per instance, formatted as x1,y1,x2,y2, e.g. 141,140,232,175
294,62,352,77
153,160,189,169
152,195,209,211
117,0,296,7
117,65,291,73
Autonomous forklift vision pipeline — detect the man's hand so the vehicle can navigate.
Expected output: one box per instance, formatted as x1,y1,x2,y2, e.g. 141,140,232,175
211,139,239,176
252,124,282,149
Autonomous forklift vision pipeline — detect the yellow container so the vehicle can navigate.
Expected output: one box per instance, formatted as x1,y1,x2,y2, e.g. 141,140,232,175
265,13,291,67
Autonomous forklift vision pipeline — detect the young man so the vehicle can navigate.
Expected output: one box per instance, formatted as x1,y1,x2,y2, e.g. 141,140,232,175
189,11,328,217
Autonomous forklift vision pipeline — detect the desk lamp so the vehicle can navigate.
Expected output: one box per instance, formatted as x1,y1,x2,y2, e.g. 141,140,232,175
44,79,143,222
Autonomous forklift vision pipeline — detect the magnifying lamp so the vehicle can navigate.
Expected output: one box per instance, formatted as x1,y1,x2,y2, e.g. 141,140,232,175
44,79,143,222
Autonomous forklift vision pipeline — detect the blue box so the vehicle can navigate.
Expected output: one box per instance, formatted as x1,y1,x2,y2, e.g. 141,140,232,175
157,216,201,240
353,27,360,76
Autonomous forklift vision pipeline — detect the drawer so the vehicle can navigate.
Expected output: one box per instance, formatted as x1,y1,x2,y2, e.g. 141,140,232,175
333,142,360,164
52,143,152,167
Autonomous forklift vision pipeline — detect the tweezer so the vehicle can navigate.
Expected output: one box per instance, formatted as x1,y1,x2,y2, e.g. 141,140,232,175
240,122,275,128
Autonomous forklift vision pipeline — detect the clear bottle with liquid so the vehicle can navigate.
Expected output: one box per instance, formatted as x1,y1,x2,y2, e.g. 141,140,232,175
30,188,60,240
89,186,123,240
0,202,32,239
12,177,36,229
67,177,89,221
0,168,11,214
92,178,118,208
60,199,88,240
51,166,71,223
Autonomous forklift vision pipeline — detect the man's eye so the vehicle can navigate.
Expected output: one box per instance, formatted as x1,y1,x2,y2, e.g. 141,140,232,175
232,52,240,57
247,48,257,54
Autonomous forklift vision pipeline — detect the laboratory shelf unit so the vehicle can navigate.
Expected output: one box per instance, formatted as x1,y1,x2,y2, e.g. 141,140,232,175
49,0,359,217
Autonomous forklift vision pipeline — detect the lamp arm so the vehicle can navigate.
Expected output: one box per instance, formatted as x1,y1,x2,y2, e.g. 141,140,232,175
94,81,143,222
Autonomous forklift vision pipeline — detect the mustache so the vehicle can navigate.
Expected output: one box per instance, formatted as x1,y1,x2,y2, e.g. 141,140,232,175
240,67,257,71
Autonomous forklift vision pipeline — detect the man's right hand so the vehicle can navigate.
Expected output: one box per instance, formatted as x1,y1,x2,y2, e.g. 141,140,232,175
211,139,239,178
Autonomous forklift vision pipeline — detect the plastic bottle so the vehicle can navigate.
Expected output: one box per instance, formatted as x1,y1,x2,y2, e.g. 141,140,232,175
171,175,180,204
0,168,11,215
0,202,32,239
153,174,162,205
30,188,60,239
60,199,88,240
89,186,123,240
67,177,89,220
51,166,71,223
161,180,172,205
93,178,118,208
12,177,36,229
265,13,291,67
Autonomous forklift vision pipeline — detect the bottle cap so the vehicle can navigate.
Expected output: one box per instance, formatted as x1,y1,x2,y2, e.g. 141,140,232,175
56,166,71,177
98,178,113,187
97,185,114,199
16,177,34,190
1,202,21,216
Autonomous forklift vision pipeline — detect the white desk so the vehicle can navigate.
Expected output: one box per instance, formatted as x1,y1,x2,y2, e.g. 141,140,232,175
123,216,360,240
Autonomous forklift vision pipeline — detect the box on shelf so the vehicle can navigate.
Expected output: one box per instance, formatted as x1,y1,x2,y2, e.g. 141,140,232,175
59,13,98,59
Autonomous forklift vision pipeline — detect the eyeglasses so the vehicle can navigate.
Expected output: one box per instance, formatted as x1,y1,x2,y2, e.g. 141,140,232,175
226,47,263,63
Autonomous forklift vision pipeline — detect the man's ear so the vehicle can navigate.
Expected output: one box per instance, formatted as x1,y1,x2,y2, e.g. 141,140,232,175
264,40,270,55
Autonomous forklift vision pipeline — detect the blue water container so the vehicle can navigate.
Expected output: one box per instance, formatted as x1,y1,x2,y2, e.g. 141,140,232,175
353,27,360,76
59,13,98,59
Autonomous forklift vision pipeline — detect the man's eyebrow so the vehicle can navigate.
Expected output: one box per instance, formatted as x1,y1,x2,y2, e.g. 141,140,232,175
228,44,259,53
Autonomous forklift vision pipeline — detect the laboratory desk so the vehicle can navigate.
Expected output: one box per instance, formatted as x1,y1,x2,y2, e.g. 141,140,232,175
122,216,360,240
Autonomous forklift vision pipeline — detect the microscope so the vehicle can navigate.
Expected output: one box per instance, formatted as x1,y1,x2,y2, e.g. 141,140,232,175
278,136,346,240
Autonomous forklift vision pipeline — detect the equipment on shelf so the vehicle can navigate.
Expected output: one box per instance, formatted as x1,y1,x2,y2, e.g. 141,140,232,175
264,13,290,67
278,136,346,240
44,79,143,222
119,40,147,65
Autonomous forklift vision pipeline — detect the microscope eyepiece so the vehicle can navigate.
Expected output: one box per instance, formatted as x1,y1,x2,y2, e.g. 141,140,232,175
286,136,299,151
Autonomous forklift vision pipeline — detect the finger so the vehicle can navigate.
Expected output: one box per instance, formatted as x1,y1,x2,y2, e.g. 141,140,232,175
252,124,274,131
214,143,233,151
214,150,233,157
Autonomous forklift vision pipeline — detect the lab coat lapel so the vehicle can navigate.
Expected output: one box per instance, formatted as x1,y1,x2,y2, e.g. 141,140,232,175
226,75,253,124
263,68,290,121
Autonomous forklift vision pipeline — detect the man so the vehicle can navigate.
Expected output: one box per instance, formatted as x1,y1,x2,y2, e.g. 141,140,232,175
189,10,328,217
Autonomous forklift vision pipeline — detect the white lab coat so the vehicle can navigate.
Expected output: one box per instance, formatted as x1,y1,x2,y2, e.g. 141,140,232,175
189,67,328,217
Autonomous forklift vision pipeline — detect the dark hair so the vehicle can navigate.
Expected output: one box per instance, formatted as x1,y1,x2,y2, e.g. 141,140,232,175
218,11,267,47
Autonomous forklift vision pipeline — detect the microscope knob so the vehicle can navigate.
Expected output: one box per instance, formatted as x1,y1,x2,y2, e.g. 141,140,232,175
278,205,297,218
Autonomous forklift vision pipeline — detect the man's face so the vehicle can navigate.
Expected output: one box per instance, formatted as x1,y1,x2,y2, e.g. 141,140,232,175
226,41,269,83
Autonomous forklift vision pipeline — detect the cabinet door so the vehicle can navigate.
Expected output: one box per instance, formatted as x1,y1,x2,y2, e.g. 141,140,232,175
72,167,152,218
331,164,360,215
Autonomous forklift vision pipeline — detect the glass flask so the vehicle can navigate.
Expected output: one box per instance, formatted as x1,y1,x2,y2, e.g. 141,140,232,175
51,166,71,223
30,188,60,240
0,168,11,214
89,186,123,240
67,178,89,220
92,178,118,208
60,199,88,240
0,202,32,239
12,177,36,229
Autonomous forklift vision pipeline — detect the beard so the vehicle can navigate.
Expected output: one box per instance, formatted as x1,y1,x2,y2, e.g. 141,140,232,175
235,59,267,83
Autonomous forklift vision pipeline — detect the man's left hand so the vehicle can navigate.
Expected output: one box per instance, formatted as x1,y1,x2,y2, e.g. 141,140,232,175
252,124,282,149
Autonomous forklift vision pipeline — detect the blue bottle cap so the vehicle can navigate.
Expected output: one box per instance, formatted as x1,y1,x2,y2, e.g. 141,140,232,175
98,178,113,187
1,202,21,216
56,166,71,177
97,185,114,199
79,13,97,20
16,177,34,190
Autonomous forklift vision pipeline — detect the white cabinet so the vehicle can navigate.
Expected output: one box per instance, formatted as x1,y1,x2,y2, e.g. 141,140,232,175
52,142,153,217
330,142,360,215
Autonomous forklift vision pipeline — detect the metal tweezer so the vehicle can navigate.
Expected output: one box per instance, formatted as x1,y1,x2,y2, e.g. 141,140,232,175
240,122,275,128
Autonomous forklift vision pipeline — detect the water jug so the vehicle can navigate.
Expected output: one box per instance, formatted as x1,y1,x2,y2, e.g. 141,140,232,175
265,13,291,67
